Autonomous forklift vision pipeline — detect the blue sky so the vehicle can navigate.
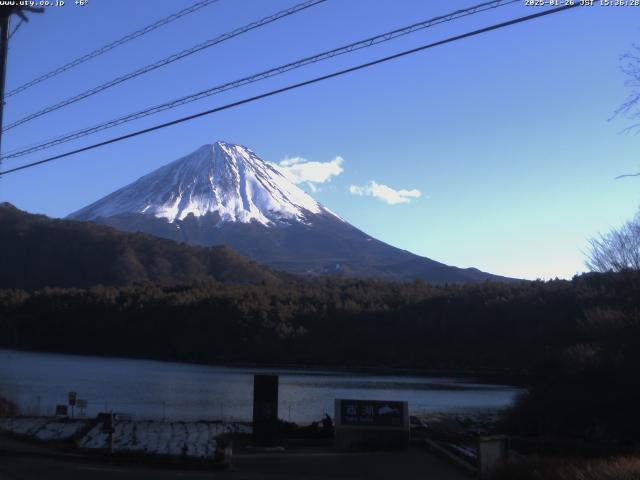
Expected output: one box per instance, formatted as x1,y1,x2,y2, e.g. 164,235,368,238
1,0,639,280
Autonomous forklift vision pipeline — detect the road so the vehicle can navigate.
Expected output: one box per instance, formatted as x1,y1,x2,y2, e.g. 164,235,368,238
0,448,469,480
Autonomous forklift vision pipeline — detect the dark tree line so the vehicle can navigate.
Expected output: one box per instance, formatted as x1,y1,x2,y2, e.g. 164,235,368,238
2,270,639,442
0,271,638,373
3,202,640,442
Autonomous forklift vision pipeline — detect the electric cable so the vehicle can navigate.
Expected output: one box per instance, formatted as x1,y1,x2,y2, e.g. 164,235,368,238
1,0,518,161
0,4,580,177
5,0,222,98
2,0,327,131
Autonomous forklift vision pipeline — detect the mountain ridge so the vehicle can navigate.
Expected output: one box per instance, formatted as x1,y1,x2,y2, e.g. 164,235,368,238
68,141,515,284
0,202,284,290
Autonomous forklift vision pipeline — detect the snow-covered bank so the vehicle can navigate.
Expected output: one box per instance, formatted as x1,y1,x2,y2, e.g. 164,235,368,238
79,420,250,458
0,417,87,441
0,416,251,459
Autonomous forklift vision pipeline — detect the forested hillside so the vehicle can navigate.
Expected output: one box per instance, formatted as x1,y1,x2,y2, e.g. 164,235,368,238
0,203,283,289
3,202,639,444
1,271,637,374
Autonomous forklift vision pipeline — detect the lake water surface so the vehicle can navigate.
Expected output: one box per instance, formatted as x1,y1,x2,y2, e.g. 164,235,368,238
0,349,521,422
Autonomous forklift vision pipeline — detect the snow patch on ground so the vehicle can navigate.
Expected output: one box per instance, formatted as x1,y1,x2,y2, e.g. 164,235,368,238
0,417,250,458
78,420,251,459
0,417,87,441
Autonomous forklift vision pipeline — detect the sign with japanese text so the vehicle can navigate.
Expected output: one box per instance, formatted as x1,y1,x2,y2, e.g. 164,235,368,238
337,399,407,428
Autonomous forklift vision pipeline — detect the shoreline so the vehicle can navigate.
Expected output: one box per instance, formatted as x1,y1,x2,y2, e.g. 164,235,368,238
0,347,527,386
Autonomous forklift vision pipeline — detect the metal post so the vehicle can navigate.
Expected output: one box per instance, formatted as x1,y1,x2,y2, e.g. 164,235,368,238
103,411,114,455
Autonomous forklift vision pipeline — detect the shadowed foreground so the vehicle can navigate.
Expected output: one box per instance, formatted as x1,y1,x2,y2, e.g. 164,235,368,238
0,447,467,480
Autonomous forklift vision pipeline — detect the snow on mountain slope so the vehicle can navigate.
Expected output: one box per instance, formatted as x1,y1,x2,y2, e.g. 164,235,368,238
68,141,515,284
69,141,333,226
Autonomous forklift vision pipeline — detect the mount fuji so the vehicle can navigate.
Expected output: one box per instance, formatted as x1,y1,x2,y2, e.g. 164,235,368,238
69,141,511,283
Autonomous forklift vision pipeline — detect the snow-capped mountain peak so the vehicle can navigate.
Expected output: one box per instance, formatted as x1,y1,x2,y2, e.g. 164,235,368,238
69,141,330,226
68,141,513,284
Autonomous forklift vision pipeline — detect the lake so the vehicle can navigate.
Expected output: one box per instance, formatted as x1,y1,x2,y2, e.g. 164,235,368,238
0,349,521,422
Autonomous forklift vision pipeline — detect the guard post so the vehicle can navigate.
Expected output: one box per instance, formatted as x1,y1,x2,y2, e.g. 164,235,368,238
478,435,509,478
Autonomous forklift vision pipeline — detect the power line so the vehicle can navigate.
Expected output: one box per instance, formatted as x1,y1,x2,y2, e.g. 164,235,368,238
4,0,221,99
0,6,44,169
2,0,519,162
3,0,326,131
0,4,579,177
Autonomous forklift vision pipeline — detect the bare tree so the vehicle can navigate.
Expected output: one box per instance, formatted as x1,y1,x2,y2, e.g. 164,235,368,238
593,48,640,269
614,45,640,129
612,45,640,179
586,214,640,272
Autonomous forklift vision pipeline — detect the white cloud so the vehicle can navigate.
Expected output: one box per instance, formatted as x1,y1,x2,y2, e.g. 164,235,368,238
349,181,421,205
276,156,344,187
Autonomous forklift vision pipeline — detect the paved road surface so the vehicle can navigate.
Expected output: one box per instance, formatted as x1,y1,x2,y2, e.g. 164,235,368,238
0,448,469,480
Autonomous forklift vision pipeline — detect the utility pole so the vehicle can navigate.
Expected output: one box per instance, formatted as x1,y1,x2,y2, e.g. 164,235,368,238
0,12,9,164
0,6,44,170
